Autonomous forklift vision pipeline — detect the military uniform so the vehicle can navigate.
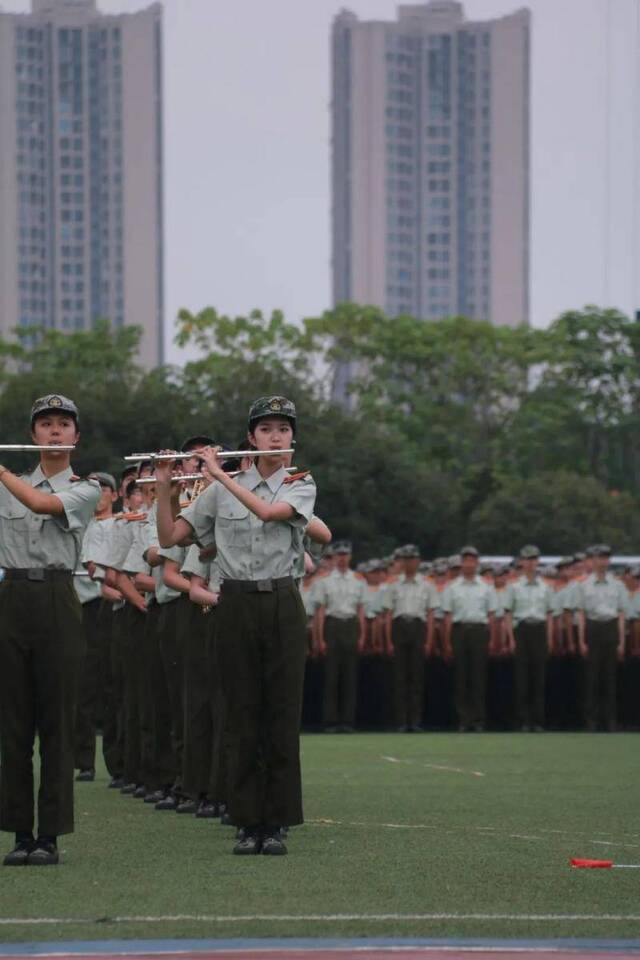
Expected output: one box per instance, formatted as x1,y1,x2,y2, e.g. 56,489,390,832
178,396,316,852
572,547,626,730
0,395,100,862
384,545,433,731
442,547,497,730
503,546,555,730
314,545,366,731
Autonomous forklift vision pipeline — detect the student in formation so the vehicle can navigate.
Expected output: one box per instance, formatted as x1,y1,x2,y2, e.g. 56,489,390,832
0,395,100,866
156,395,316,855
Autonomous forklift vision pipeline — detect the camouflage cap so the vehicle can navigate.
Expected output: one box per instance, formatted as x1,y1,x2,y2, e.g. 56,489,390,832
30,393,78,424
592,543,612,557
433,560,449,575
448,554,462,568
332,541,352,555
88,471,117,492
520,544,541,559
180,435,215,452
556,556,574,569
248,396,296,426
573,551,587,562
395,544,421,559
459,545,479,558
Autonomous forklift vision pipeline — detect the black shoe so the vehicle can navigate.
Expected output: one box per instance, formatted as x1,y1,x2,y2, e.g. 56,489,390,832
3,839,34,867
532,725,545,733
324,725,339,733
340,725,355,733
75,769,95,782
458,724,469,732
108,777,125,789
519,725,531,732
220,811,233,826
133,784,147,799
472,723,485,733
196,800,218,819
143,789,165,805
120,782,136,795
410,725,424,733
176,799,198,815
262,829,287,855
155,792,178,811
396,725,409,733
27,839,59,866
233,828,262,855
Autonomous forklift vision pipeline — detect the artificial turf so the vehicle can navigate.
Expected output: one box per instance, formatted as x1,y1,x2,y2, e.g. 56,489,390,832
0,733,638,945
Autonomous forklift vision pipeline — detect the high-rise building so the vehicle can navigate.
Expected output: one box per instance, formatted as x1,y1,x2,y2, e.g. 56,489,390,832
331,1,530,331
0,0,163,367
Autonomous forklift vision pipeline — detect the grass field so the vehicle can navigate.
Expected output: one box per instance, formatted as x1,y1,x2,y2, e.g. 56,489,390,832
0,733,639,946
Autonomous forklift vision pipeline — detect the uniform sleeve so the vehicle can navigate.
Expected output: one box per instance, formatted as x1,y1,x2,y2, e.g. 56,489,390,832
383,583,395,611
356,577,367,606
566,583,580,611
181,543,211,579
502,585,514,613
54,479,100,533
441,585,452,614
279,476,317,528
80,521,102,567
122,524,150,575
107,522,135,572
617,581,629,615
544,585,555,615
486,585,498,614
179,483,217,548
314,577,328,608
158,544,185,565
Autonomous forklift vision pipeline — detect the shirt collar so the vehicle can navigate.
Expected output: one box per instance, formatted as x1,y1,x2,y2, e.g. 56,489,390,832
244,463,288,493
29,464,73,492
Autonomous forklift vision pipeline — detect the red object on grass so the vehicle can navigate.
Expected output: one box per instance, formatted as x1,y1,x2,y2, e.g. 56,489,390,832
570,857,613,868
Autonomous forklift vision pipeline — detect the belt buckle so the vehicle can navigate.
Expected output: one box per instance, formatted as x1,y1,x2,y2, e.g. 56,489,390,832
27,568,45,582
257,579,273,593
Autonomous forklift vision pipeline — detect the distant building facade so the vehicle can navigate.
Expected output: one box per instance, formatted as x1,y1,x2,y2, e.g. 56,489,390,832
0,0,164,366
331,1,530,334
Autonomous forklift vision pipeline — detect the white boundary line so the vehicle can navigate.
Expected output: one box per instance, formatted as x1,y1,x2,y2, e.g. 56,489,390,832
1,914,640,926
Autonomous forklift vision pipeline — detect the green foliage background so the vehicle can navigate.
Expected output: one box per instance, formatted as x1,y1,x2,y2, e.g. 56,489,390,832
3,304,640,558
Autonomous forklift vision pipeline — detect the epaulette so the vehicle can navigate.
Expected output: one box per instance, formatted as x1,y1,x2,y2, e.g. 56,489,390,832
283,470,311,485
115,511,147,522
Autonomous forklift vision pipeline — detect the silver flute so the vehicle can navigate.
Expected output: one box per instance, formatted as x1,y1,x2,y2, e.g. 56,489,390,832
0,444,75,452
137,466,298,485
124,448,294,463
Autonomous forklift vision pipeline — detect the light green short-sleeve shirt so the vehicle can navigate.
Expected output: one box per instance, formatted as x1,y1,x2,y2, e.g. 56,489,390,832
0,465,99,570
574,573,628,621
503,576,554,624
74,517,103,603
384,576,432,621
441,576,497,624
314,568,366,619
180,464,316,582
181,543,211,580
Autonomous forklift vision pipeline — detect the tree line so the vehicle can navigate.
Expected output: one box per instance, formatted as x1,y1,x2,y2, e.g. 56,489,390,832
2,304,640,558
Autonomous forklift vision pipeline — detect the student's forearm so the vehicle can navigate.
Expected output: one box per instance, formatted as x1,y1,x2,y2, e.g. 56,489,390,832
214,472,296,522
163,564,191,594
0,467,65,515
101,584,122,602
134,572,156,593
189,580,219,606
116,572,147,608
156,484,193,548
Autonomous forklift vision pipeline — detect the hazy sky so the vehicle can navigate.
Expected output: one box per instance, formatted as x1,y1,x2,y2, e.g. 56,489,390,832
5,0,640,363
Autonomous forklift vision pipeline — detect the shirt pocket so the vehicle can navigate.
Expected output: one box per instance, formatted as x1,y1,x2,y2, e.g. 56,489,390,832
215,503,252,549
0,498,31,535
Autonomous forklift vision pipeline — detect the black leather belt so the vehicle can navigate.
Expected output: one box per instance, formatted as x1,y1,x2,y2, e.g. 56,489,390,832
221,576,295,595
3,568,72,582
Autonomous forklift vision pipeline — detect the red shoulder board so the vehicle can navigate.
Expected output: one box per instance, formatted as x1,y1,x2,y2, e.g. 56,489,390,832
283,470,310,485
70,475,83,482
122,512,147,522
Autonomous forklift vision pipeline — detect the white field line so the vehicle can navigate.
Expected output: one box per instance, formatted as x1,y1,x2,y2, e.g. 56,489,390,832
2,913,640,927
381,756,485,778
